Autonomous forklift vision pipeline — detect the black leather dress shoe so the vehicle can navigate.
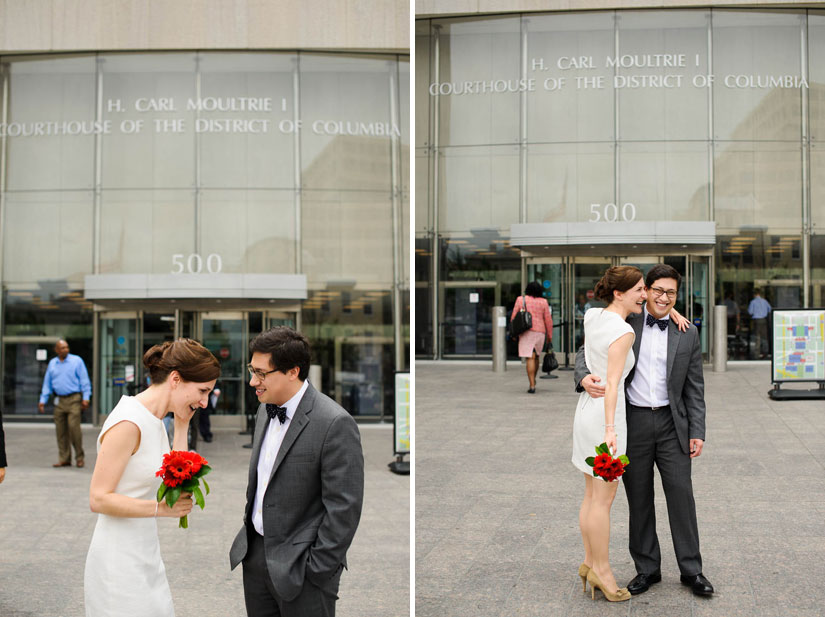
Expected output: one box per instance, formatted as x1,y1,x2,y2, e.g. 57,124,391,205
626,572,661,595
680,573,714,596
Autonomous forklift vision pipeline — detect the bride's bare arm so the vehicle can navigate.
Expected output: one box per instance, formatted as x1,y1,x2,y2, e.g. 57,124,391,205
604,332,634,454
89,421,192,518
669,307,690,332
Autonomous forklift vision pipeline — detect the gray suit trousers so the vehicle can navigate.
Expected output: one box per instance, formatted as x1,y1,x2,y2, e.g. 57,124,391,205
243,529,340,617
624,404,702,577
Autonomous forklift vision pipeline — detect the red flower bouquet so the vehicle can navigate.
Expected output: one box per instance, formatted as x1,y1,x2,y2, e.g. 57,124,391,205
585,443,629,482
156,450,211,528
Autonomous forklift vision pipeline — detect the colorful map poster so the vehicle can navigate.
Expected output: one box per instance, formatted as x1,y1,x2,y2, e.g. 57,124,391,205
772,309,825,382
394,373,410,454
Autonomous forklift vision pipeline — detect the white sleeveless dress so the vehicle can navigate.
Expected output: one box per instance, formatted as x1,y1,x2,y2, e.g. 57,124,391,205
84,396,174,617
572,308,635,475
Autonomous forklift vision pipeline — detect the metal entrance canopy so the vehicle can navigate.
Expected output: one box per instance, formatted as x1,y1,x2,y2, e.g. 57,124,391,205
84,273,308,301
510,221,716,256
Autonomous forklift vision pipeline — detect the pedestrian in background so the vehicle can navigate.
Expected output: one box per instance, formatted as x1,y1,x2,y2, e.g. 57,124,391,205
511,282,553,393
200,386,219,443
38,339,91,468
748,289,772,359
0,407,6,484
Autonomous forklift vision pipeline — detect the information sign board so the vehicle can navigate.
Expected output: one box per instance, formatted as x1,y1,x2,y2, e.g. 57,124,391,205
394,373,410,455
772,309,825,383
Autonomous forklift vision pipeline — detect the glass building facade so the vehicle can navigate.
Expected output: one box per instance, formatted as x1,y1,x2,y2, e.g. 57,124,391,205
1,50,409,421
417,8,825,362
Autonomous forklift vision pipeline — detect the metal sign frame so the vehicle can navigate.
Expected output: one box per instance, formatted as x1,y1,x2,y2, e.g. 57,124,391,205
770,308,825,384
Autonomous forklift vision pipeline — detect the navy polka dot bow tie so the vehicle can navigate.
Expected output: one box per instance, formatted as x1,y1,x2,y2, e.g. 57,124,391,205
646,314,669,331
266,404,288,423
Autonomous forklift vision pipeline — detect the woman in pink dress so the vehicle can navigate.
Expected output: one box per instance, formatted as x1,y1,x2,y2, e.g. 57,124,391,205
511,282,554,393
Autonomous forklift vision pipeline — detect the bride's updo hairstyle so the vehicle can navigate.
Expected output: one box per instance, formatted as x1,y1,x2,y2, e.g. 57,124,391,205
593,266,644,304
143,338,221,385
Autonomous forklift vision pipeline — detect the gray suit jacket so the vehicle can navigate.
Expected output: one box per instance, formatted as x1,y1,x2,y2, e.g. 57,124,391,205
229,382,365,601
574,312,706,454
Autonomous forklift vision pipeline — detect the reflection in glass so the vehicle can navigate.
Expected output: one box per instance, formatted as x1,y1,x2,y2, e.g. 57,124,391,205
526,143,614,223
5,55,96,191
811,235,825,307
2,290,94,417
201,316,245,415
198,52,295,189
302,191,393,286
99,317,137,420
442,286,495,356
525,12,615,143
435,16,521,146
712,10,803,141
619,142,709,221
100,53,197,188
439,237,521,358
715,232,803,359
807,13,825,142
99,190,195,274
3,192,94,285
303,291,394,416
811,144,825,232
525,262,563,359
200,190,295,273
300,54,395,191
415,236,433,357
438,145,519,230
415,21,432,148
713,142,802,231
572,260,610,351
616,10,709,141
415,148,430,231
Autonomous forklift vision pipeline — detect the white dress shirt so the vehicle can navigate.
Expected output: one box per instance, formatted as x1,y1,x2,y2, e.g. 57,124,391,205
252,379,309,536
626,307,670,408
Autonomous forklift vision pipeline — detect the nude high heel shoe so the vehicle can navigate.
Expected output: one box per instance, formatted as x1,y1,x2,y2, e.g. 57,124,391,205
586,570,631,602
578,563,590,593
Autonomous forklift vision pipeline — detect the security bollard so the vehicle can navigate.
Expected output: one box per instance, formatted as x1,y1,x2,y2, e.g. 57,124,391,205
309,364,322,389
492,306,507,373
713,304,727,372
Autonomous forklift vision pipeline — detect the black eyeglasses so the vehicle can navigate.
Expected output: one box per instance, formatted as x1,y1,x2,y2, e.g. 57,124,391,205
247,366,278,381
649,286,678,299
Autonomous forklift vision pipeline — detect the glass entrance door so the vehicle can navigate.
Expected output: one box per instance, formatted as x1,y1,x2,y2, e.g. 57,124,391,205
441,282,498,357
689,256,710,358
199,312,246,418
140,313,176,387
3,335,61,416
572,258,612,354
98,312,138,421
526,260,564,357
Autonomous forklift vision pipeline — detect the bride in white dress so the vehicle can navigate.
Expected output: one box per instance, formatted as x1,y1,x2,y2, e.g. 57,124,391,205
571,266,646,603
85,339,220,617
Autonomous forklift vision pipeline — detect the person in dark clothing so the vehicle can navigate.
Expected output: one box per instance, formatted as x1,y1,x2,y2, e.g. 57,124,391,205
200,387,219,443
0,408,6,483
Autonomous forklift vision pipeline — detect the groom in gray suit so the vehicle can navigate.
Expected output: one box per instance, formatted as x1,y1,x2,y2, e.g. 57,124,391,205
230,327,364,616
575,264,713,597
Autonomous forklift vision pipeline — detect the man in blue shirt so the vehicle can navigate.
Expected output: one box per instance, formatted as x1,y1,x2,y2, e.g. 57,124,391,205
38,340,91,468
747,290,772,359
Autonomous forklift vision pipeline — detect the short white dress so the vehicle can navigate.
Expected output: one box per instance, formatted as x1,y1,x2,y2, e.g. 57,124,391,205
84,396,174,617
571,308,635,474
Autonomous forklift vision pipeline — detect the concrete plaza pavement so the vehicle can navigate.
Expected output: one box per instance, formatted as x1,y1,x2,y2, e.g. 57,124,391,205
416,360,825,617
0,421,409,617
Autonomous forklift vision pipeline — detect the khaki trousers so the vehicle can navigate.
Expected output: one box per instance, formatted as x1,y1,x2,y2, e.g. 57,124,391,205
54,393,84,464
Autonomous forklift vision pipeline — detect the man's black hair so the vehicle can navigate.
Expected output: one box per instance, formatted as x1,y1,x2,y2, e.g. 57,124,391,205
249,327,311,381
645,264,682,291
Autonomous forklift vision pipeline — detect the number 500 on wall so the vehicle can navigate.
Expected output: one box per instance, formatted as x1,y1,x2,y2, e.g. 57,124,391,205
171,253,223,274
589,203,636,223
